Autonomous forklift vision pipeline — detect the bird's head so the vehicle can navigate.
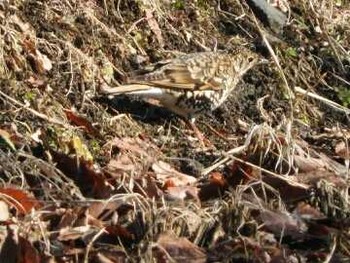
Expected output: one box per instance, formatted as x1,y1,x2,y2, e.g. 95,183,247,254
234,49,260,76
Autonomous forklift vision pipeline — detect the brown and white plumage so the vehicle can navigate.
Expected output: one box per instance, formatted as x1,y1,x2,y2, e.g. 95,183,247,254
102,49,259,119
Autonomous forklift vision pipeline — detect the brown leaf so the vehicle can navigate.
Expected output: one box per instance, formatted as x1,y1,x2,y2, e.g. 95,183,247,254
0,129,16,151
152,161,197,187
0,201,10,222
36,50,52,72
58,226,92,241
22,38,36,53
0,225,19,262
294,141,347,177
105,137,161,181
0,188,40,216
76,160,113,198
105,225,134,241
296,170,347,189
208,237,270,262
260,209,308,239
57,208,83,229
335,141,350,159
133,175,162,199
18,236,40,263
262,175,309,203
293,202,326,220
198,172,228,201
294,155,327,173
26,76,47,89
0,224,40,263
154,232,207,263
93,249,127,263
106,155,137,175
51,151,113,198
209,172,227,187
165,186,199,203
145,9,164,47
64,109,100,137
22,37,52,74
88,201,123,220
109,137,160,159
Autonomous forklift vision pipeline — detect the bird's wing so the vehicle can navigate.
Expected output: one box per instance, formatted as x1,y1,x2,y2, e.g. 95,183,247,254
129,52,227,91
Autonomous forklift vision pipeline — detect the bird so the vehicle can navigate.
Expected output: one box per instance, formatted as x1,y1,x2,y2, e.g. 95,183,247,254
102,48,259,145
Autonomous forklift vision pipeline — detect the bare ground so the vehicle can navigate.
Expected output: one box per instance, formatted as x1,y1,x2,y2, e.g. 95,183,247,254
0,0,349,262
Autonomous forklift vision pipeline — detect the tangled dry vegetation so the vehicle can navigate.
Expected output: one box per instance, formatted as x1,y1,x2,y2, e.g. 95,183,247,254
0,0,349,262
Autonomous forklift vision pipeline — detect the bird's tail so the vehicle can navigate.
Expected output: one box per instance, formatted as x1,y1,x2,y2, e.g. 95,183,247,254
101,84,152,96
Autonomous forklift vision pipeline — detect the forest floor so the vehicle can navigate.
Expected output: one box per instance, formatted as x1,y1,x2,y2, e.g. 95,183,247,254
0,0,350,262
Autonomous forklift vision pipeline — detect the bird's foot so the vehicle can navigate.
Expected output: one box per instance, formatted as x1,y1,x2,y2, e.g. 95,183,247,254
186,120,214,150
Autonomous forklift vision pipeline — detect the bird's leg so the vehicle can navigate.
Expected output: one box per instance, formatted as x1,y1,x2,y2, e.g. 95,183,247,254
187,117,213,148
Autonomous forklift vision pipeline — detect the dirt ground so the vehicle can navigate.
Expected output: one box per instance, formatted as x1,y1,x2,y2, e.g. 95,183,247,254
0,0,349,262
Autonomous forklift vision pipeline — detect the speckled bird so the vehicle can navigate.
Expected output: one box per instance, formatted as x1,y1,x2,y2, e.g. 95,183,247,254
102,48,259,122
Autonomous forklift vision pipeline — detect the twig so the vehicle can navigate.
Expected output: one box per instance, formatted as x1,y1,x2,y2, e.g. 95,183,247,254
252,15,294,100
0,90,69,127
83,228,107,263
65,48,74,96
323,236,337,263
201,145,247,175
226,154,308,189
294,86,350,115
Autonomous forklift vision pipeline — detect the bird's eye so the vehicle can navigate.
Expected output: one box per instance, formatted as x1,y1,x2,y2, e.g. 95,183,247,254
248,56,255,63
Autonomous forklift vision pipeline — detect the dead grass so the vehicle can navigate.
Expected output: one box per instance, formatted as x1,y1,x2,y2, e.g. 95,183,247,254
0,0,349,262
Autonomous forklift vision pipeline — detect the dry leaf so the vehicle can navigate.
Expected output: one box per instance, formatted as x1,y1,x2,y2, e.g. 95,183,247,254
109,137,159,159
145,9,164,47
93,250,127,263
296,170,347,189
105,225,134,240
22,38,52,73
0,201,10,222
154,232,207,263
107,155,136,174
209,172,227,187
11,14,32,33
64,109,100,137
0,188,40,215
152,161,197,187
88,201,123,220
26,76,47,89
0,225,40,262
335,141,350,159
72,135,93,161
293,202,326,220
294,155,327,173
35,49,52,72
105,137,161,179
0,129,16,151
58,226,92,241
57,208,81,229
0,225,20,262
260,209,308,239
165,186,199,202
51,151,113,198
18,236,41,263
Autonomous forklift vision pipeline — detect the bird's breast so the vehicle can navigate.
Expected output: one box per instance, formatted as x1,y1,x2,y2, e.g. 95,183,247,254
174,89,224,114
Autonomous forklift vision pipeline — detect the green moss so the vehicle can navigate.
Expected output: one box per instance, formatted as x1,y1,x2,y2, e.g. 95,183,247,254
89,139,101,155
336,86,350,107
45,126,60,149
24,91,37,102
196,0,209,9
171,0,185,9
285,47,298,58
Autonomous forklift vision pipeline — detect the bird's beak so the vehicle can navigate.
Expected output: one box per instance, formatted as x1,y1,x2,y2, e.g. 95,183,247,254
258,58,270,65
